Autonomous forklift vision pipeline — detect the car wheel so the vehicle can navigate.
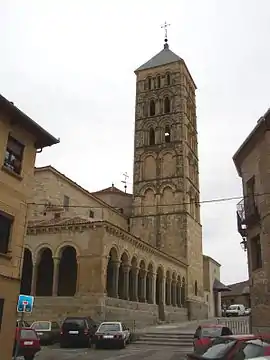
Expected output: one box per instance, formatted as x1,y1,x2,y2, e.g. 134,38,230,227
119,340,125,349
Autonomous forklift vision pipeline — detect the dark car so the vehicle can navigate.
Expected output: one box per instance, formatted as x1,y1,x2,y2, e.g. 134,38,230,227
31,320,60,345
188,336,270,360
13,327,41,360
60,316,97,348
94,322,131,349
193,324,233,353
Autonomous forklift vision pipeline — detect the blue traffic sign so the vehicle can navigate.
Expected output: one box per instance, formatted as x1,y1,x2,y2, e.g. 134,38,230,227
17,294,34,313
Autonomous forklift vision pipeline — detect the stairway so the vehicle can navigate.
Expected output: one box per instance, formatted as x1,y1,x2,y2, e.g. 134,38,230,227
135,331,194,349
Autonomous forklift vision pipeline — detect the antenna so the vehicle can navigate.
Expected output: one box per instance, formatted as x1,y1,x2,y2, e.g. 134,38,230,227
121,172,129,193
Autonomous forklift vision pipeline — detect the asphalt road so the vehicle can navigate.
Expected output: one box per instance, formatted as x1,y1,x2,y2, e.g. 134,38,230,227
32,344,191,360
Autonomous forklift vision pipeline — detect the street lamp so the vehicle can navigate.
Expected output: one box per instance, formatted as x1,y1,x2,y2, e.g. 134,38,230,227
240,238,247,251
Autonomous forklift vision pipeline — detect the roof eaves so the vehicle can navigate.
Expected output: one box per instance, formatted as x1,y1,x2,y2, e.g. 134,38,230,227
0,94,59,148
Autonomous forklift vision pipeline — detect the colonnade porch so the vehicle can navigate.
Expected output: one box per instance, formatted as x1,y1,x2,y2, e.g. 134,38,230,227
106,248,186,307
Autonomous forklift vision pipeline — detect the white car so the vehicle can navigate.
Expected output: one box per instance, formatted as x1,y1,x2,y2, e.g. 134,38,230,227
226,304,246,316
95,322,131,349
244,308,251,316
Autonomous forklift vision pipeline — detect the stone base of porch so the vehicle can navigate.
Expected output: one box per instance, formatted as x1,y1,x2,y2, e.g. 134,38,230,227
23,295,188,329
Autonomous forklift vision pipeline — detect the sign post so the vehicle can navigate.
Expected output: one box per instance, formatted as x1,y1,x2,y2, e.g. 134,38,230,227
14,295,34,360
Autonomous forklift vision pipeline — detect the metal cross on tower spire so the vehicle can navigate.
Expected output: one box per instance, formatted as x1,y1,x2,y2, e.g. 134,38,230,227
161,21,171,43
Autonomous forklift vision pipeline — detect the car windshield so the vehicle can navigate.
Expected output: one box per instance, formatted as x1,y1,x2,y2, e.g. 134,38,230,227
98,323,121,332
20,329,38,340
201,327,222,337
62,319,85,329
202,340,236,358
31,321,51,330
228,305,239,310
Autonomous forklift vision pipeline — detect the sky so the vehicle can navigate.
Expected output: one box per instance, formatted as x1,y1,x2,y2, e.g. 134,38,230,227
1,0,270,284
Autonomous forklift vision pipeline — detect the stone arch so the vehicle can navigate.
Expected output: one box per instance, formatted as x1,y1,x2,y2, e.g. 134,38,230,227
171,272,177,307
160,151,176,178
177,275,182,307
164,96,171,113
129,256,138,301
160,185,175,213
194,280,198,296
146,263,154,303
55,242,81,258
36,247,54,296
164,125,171,143
155,266,164,306
143,155,156,180
149,99,156,116
142,187,156,215
106,247,119,298
181,276,186,306
159,182,176,194
57,245,78,296
20,248,33,295
138,260,146,302
165,270,171,305
144,120,158,131
118,251,129,299
34,243,54,263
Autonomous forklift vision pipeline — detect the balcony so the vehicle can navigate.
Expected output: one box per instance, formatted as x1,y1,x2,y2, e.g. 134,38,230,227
236,199,247,237
236,197,260,236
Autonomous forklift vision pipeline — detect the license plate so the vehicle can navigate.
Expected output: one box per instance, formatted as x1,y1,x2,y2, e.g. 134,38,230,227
69,331,79,334
104,335,113,339
37,332,43,336
24,341,33,345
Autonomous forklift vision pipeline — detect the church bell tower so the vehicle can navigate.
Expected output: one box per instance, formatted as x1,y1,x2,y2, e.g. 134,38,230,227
131,25,204,298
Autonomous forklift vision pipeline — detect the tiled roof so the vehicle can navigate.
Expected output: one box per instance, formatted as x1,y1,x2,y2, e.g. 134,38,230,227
135,43,182,72
222,280,250,297
92,184,132,196
27,216,96,228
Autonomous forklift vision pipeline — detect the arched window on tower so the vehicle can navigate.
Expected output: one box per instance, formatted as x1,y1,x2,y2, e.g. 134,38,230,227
165,125,171,143
149,128,155,145
194,280,198,296
149,100,156,116
166,73,171,85
148,78,152,90
157,76,161,88
164,97,170,113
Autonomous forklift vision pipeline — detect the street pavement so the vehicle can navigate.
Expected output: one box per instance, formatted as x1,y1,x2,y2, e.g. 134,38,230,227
32,343,192,360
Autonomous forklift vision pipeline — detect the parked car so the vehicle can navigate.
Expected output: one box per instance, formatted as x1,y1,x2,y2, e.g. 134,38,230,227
31,320,60,345
17,320,31,328
193,324,233,353
226,304,246,317
188,335,270,360
13,327,41,360
60,316,97,348
94,322,131,349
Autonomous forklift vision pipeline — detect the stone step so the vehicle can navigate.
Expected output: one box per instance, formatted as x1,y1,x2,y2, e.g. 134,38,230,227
135,340,193,348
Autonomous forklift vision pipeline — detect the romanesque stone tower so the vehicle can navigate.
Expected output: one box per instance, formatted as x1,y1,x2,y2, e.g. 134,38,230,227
131,34,204,299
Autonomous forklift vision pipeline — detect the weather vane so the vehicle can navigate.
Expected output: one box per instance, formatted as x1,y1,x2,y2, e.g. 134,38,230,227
161,21,171,42
121,172,129,193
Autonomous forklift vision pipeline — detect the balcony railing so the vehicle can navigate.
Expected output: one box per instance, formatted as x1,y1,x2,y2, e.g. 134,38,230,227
236,197,260,238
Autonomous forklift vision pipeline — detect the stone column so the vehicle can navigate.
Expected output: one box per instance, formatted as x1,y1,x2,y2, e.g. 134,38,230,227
31,261,38,296
178,284,182,307
161,276,166,305
123,264,130,300
132,267,139,302
167,279,172,305
151,272,156,304
76,256,81,295
172,281,176,307
140,270,146,302
52,257,60,296
112,261,120,298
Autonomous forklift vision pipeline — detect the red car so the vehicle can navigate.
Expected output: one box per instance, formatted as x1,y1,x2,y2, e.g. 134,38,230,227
13,327,41,360
188,335,270,360
193,324,233,353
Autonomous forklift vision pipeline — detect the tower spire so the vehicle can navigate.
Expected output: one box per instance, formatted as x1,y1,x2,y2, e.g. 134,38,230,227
161,21,171,49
